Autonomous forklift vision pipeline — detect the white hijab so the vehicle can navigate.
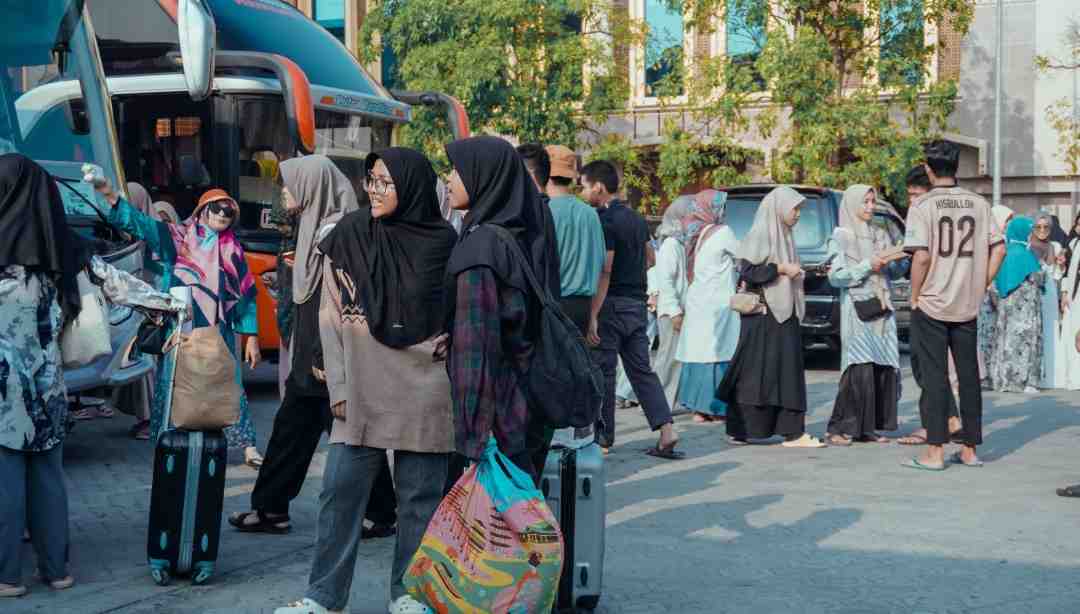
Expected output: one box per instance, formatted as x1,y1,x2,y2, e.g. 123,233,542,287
736,186,805,324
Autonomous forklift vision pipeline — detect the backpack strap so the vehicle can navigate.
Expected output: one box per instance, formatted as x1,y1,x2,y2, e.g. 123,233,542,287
486,225,558,308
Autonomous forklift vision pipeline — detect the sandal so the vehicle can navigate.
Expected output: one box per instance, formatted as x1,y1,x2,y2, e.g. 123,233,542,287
48,576,75,591
389,595,432,614
946,451,984,467
130,420,151,441
273,598,343,614
727,437,749,446
857,433,890,444
901,457,946,472
897,433,928,446
71,404,115,420
228,510,291,534
826,434,853,447
1056,484,1080,498
692,413,710,424
781,434,826,448
644,441,685,460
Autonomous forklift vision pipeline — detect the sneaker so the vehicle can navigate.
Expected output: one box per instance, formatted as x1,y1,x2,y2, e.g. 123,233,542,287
274,598,343,614
0,583,27,598
1024,386,1039,394
389,595,432,614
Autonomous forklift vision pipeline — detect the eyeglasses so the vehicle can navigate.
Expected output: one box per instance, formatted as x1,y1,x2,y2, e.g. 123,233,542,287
207,201,236,218
365,174,396,196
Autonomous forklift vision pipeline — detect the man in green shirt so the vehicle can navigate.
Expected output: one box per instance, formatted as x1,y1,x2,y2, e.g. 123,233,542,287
543,145,607,333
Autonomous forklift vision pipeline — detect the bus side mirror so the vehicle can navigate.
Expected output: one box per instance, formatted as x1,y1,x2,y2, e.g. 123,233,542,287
64,98,90,135
177,0,216,101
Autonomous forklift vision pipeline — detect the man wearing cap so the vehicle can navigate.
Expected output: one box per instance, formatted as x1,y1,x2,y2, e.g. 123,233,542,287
544,145,608,337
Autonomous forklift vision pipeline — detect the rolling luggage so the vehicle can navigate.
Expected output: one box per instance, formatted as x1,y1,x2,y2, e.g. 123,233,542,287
147,429,227,585
146,287,228,586
541,441,606,612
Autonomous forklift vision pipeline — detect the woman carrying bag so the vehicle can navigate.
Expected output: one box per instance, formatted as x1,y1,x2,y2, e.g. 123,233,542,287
93,178,264,465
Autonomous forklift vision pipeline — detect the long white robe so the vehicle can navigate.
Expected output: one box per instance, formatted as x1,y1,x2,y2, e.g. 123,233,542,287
1059,239,1080,390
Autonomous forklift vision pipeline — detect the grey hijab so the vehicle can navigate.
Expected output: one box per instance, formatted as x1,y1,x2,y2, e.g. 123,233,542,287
280,155,360,304
736,186,806,324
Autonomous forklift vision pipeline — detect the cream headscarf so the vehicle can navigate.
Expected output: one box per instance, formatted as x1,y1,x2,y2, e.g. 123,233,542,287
736,186,805,324
280,155,360,305
992,205,1015,232
126,182,153,215
837,185,892,329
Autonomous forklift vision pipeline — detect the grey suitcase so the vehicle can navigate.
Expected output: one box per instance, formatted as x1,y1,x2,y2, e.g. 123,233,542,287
541,443,605,612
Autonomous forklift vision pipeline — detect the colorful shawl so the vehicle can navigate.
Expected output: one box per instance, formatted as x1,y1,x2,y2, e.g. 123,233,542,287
681,189,728,283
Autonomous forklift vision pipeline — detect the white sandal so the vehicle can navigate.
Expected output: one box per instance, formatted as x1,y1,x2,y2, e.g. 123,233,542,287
389,595,432,614
273,598,342,614
781,434,827,448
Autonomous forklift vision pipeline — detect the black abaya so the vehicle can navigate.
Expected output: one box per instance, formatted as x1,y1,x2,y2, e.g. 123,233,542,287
827,364,898,439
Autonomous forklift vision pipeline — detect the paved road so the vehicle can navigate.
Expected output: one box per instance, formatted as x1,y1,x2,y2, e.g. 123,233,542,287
11,351,1080,613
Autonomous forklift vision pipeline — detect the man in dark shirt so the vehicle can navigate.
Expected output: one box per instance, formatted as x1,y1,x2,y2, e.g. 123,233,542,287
579,160,681,459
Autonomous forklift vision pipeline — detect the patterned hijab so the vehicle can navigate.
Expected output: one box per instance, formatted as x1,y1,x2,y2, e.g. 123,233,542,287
681,189,728,283
736,186,805,324
169,188,256,327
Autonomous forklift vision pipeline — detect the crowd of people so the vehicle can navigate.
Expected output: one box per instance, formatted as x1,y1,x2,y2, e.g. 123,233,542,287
4,134,1080,610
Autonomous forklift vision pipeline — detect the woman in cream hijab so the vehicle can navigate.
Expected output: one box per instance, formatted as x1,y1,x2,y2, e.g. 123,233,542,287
824,185,908,446
716,186,824,448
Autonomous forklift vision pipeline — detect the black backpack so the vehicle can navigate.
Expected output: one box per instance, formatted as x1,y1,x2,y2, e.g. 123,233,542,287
489,226,603,429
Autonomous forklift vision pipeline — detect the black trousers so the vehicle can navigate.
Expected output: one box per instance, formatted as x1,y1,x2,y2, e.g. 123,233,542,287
910,346,959,423
252,381,397,524
910,310,982,446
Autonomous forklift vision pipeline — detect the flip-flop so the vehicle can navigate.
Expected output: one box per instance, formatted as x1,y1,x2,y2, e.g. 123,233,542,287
826,434,853,447
946,451,984,467
644,443,685,460
901,457,946,472
781,434,827,448
1056,484,1080,497
897,434,927,445
228,511,292,534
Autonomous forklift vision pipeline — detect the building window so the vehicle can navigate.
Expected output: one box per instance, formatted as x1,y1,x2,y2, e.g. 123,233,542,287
313,0,346,44
880,0,925,87
643,0,685,98
725,0,766,91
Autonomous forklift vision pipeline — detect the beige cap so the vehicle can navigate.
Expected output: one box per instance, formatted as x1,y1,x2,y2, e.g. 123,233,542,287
545,145,578,180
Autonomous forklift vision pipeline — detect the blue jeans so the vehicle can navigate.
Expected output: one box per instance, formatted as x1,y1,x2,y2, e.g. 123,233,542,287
306,444,448,609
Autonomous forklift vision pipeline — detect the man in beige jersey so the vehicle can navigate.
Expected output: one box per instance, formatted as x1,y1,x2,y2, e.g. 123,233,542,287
903,141,1005,471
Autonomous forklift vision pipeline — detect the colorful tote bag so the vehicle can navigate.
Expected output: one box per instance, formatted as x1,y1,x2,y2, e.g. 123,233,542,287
404,439,564,613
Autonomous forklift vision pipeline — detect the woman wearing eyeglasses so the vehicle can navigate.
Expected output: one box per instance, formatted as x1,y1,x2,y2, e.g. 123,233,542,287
95,180,264,466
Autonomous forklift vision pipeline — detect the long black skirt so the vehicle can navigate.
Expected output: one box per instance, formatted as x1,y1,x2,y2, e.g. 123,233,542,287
716,312,808,440
827,363,899,438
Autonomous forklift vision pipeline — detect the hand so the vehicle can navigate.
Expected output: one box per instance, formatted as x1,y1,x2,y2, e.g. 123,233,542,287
1056,252,1067,268
83,164,119,206
646,294,658,312
1063,294,1071,314
586,317,601,348
779,263,803,279
671,314,684,332
311,367,326,382
244,336,261,369
870,257,885,273
331,401,346,420
432,333,449,362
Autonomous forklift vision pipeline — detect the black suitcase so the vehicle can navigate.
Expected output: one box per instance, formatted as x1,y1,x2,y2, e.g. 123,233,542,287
147,428,227,586
541,443,606,612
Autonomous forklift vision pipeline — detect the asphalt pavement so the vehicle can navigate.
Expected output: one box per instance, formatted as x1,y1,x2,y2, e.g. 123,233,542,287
10,350,1080,613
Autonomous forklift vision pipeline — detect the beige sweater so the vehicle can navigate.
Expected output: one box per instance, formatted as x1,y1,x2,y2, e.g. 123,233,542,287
319,260,454,452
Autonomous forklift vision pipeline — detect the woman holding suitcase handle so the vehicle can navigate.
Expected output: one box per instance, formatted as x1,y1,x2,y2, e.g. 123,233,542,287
89,171,265,467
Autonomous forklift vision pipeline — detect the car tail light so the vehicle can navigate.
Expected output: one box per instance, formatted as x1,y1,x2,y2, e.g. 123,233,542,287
261,270,279,302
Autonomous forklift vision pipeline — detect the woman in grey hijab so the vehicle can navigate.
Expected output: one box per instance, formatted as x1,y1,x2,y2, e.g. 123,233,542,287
229,155,360,534
716,186,825,448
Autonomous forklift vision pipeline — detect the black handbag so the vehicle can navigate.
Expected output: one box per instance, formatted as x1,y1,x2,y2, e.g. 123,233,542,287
135,312,176,355
853,297,891,322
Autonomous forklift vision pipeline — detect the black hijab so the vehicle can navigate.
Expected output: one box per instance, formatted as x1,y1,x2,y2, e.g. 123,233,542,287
0,154,89,321
1050,214,1069,246
444,136,560,300
318,147,457,349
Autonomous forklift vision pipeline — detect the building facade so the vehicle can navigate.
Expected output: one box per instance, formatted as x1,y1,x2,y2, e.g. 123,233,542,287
283,0,1079,217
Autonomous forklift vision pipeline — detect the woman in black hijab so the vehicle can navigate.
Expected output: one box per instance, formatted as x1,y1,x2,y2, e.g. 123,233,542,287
443,135,560,484
281,148,458,614
0,154,87,595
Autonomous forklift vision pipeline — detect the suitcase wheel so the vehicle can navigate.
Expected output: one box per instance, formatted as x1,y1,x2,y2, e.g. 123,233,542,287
576,595,600,610
150,568,171,586
192,562,214,585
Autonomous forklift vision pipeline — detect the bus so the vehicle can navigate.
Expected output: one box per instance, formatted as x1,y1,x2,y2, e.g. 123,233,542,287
77,0,469,354
3,0,211,394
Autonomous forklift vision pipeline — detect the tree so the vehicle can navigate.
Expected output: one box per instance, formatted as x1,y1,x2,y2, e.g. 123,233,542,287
359,0,639,168
1036,19,1080,177
671,0,973,204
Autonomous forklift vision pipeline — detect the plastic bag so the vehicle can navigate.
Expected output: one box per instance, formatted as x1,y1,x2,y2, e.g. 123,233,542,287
404,439,563,613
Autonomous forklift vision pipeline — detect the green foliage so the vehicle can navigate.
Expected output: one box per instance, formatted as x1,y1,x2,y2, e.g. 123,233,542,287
360,0,636,164
1036,19,1080,176
672,0,972,205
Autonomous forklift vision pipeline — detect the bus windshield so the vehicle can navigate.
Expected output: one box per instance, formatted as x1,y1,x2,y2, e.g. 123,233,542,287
2,0,124,216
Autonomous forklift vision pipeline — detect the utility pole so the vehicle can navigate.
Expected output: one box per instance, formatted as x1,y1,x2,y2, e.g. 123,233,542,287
992,0,1004,208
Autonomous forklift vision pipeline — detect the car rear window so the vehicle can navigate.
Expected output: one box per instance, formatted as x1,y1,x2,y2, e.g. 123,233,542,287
725,194,829,249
